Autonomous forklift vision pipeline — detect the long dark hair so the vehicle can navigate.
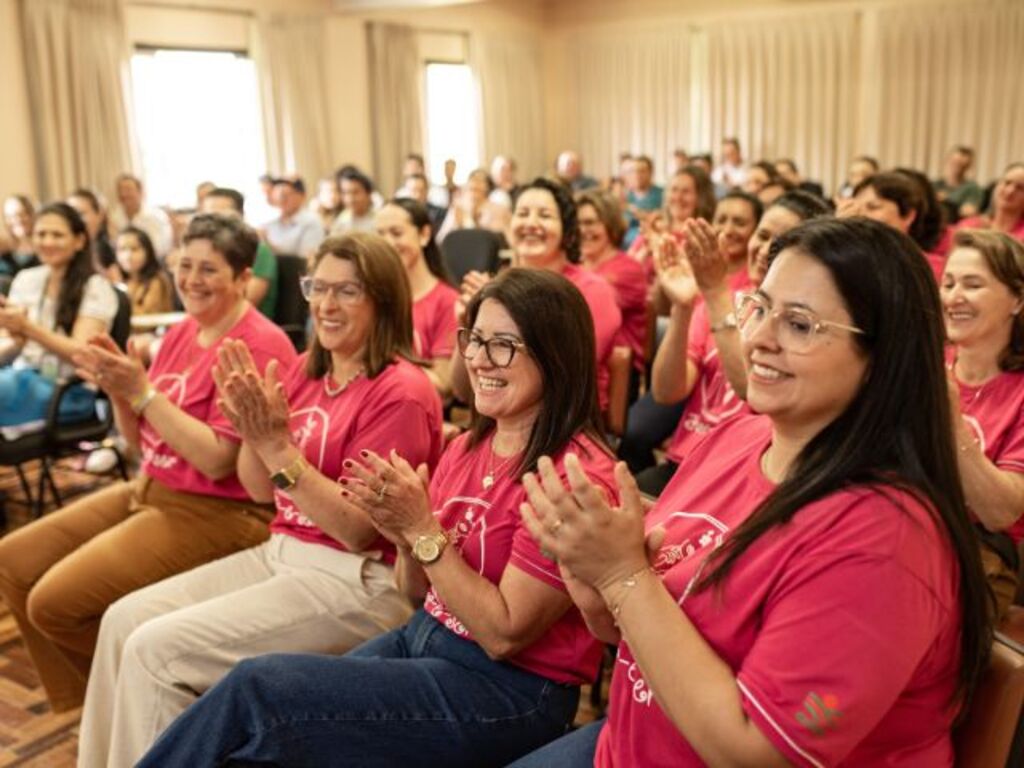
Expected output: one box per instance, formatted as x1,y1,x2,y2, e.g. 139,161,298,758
36,202,94,334
118,226,160,282
697,217,990,722
513,177,581,263
385,198,450,284
464,268,608,475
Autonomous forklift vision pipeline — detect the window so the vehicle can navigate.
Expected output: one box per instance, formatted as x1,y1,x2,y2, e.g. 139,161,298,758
424,62,480,184
129,48,266,209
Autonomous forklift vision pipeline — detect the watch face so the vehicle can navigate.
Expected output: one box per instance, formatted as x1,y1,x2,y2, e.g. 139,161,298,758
415,537,441,563
270,472,292,490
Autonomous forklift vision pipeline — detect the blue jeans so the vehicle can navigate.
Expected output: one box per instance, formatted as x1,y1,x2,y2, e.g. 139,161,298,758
507,720,603,766
617,392,685,474
138,609,580,768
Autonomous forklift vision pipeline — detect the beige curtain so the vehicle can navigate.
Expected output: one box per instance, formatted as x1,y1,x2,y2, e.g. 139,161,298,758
253,14,333,185
861,1,1024,183
471,34,546,181
565,25,694,180
20,0,133,201
701,11,860,195
366,22,423,195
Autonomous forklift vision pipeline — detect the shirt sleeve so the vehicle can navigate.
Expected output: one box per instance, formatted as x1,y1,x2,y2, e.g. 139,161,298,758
79,276,118,325
426,291,458,359
736,549,950,767
7,269,40,310
992,400,1024,473
253,242,278,281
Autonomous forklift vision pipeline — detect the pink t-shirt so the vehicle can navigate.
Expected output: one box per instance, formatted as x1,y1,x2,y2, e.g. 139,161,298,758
597,415,962,767
924,251,945,283
665,299,751,465
954,366,1024,541
270,355,444,560
563,263,623,412
423,431,615,685
140,307,296,500
413,280,459,360
955,215,1024,244
592,252,648,372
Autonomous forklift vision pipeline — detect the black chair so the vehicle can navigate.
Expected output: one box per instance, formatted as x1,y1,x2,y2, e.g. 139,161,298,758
274,254,309,352
440,229,505,284
0,286,132,518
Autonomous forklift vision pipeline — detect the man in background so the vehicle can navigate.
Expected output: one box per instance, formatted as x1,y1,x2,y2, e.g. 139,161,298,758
264,177,323,257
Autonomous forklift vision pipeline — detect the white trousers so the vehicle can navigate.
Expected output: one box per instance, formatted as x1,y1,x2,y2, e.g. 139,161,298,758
77,534,412,768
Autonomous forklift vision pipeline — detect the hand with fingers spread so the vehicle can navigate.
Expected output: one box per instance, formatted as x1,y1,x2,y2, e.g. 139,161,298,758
520,453,648,593
682,218,730,293
835,196,865,219
455,270,493,325
211,338,290,451
653,235,699,308
73,334,149,403
340,448,438,548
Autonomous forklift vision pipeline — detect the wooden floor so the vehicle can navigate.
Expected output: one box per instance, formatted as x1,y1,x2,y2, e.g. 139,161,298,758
0,458,606,766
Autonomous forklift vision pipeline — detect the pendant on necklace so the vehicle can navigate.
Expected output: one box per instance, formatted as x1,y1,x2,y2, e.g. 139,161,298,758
482,474,494,490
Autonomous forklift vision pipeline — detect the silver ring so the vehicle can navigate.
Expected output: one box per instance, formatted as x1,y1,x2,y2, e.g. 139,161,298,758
376,482,388,501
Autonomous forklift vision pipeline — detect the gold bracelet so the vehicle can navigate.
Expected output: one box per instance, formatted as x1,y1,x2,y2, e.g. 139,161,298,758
130,386,158,415
608,565,655,618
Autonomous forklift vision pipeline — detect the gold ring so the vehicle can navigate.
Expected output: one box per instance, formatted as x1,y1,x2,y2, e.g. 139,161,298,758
550,518,564,534
376,482,388,501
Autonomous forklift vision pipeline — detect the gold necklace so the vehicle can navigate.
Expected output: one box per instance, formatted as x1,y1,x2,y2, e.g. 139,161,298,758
324,366,365,397
483,435,520,490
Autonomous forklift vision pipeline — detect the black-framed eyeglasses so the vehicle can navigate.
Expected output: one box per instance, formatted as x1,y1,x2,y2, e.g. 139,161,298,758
457,328,527,368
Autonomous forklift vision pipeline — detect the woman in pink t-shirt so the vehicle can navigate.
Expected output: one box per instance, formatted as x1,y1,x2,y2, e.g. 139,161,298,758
76,233,444,766
515,218,990,767
376,198,459,397
0,213,294,714
943,228,1024,621
137,268,618,767
451,177,622,412
956,162,1024,244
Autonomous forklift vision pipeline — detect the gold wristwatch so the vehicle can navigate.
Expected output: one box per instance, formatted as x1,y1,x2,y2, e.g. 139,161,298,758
411,530,448,565
269,455,308,491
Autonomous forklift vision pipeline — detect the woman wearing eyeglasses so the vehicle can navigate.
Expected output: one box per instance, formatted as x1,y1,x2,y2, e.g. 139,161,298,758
136,268,618,768
512,218,990,767
942,229,1024,621
76,232,444,768
635,190,830,495
0,214,296,715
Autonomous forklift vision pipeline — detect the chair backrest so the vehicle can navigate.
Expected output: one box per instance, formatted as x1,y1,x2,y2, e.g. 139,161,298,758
110,285,132,351
955,637,1024,768
441,229,503,285
604,345,633,439
273,253,310,352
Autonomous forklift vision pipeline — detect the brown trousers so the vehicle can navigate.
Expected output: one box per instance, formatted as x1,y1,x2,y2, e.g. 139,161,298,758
980,542,1019,626
0,475,272,711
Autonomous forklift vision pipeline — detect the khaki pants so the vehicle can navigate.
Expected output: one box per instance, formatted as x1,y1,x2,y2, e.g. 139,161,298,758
0,476,272,711
78,534,412,768
979,541,1018,625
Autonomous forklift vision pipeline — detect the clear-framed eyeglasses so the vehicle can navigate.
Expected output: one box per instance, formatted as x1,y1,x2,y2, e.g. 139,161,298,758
457,328,528,368
735,292,865,354
299,277,365,304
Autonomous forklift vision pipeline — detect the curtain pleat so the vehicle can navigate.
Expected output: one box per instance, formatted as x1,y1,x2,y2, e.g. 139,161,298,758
20,0,133,201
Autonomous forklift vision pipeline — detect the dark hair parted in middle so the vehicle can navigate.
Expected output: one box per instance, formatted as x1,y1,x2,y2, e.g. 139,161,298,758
698,217,990,724
35,202,94,334
182,213,258,276
305,232,415,380
384,198,450,284
513,177,581,263
463,268,609,476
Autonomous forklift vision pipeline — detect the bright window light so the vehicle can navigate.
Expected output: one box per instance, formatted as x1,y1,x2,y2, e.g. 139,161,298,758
425,63,480,184
130,49,266,209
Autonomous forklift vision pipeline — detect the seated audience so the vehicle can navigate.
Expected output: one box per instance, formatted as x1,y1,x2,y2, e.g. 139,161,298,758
202,187,279,318
577,189,647,374
836,154,879,200
397,172,447,231
77,232,443,767
943,229,1024,621
1,194,39,295
774,158,824,198
375,198,458,396
436,167,507,244
623,155,664,248
67,188,118,282
137,268,618,767
935,145,984,221
956,162,1024,243
0,214,295,712
846,170,947,280
0,203,118,428
741,160,784,199
634,190,828,494
311,175,343,233
452,178,621,412
115,227,173,316
108,174,173,260
557,150,599,192
332,168,378,234
513,217,989,767
711,136,748,191
265,177,324,257
488,155,519,209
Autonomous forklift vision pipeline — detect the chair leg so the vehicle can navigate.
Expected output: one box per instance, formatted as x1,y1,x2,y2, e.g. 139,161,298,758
114,449,129,481
33,463,47,518
42,458,62,508
14,463,33,504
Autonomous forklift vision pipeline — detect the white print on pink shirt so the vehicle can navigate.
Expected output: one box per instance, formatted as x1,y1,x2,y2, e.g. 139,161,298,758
961,414,988,453
141,372,189,469
424,495,491,637
276,406,330,529
621,510,731,707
